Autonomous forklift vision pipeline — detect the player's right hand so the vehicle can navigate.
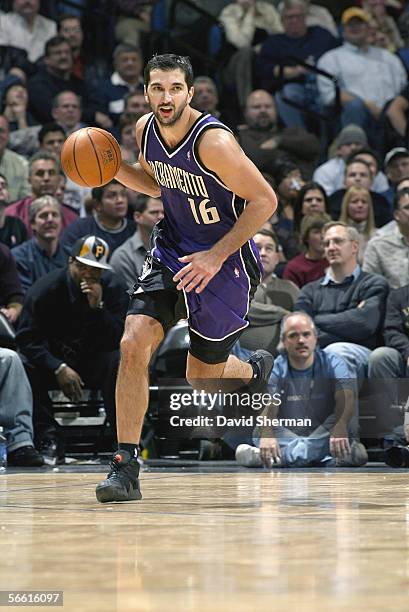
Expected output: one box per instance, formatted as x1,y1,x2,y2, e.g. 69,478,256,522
56,366,84,402
174,250,224,294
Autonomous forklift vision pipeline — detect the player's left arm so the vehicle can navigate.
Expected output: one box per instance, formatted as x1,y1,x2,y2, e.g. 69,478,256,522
174,130,277,293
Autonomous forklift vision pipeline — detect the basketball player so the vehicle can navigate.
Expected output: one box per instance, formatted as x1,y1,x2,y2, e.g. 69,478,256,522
96,54,278,502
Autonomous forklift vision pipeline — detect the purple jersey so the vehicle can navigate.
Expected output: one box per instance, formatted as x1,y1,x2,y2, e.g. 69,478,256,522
141,112,258,270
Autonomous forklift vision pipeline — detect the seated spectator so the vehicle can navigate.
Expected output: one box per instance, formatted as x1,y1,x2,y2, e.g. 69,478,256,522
273,159,305,222
5,150,78,236
118,112,139,164
376,176,409,236
317,7,406,151
60,180,135,256
329,158,392,227
0,242,24,326
0,115,30,202
27,36,97,126
295,221,389,378
1,81,37,132
313,125,368,196
51,90,85,135
17,235,128,461
0,0,57,63
293,180,329,235
191,76,225,121
382,147,409,207
363,187,409,288
110,194,164,289
124,91,150,115
362,0,403,52
0,348,44,466
11,195,67,293
97,44,144,126
253,228,299,310
283,212,330,287
351,147,389,194
219,0,282,51
114,0,153,49
257,0,338,129
0,172,27,248
339,186,376,262
235,312,367,468
304,0,337,36
38,122,90,215
237,89,320,178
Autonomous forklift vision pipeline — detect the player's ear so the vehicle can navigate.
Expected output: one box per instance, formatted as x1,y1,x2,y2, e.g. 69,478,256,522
187,86,194,104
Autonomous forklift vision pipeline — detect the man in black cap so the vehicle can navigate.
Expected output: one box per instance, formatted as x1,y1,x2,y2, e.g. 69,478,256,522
383,147,409,207
17,235,128,462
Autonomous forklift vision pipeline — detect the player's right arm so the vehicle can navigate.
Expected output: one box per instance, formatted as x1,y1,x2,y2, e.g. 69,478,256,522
115,115,161,198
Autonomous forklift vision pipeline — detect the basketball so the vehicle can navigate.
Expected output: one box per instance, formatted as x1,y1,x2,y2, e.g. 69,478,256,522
60,127,122,188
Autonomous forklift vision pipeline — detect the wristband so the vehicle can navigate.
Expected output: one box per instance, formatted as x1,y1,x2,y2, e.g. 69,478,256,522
54,362,67,376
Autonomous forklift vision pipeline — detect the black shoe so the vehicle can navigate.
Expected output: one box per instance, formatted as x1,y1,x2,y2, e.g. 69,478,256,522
384,445,409,468
95,450,142,503
246,350,274,391
8,445,45,467
39,436,65,466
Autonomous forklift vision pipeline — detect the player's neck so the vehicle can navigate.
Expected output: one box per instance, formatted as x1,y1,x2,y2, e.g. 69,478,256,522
157,107,201,148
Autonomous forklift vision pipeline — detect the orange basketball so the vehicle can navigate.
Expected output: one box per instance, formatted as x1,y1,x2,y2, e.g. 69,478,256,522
60,127,122,188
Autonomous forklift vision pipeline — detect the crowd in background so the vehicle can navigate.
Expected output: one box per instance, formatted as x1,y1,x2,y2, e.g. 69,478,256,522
2,0,409,467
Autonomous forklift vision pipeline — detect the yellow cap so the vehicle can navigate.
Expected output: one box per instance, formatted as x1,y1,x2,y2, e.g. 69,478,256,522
341,7,370,25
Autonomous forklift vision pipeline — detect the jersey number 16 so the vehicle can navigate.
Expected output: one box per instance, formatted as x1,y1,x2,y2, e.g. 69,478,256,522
188,197,220,225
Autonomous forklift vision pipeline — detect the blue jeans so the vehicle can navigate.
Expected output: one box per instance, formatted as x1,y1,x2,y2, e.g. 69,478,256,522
324,342,371,381
0,349,34,452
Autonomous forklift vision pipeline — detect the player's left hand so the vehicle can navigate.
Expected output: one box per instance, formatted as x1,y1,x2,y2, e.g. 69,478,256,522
174,250,224,293
330,425,350,459
80,280,103,308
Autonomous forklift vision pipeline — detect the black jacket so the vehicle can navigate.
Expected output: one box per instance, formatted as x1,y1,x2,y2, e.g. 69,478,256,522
17,267,128,372
383,285,409,359
295,270,389,349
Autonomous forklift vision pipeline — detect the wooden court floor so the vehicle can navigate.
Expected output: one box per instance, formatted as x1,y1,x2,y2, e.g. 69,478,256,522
1,469,409,612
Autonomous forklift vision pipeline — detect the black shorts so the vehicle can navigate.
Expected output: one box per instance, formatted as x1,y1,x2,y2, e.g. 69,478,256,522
127,255,254,365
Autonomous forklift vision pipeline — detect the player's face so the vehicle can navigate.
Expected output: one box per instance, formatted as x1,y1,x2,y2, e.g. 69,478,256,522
31,204,62,240
134,198,164,230
253,233,279,277
283,316,317,362
348,192,370,222
30,161,59,196
145,69,193,127
302,189,325,215
98,183,128,220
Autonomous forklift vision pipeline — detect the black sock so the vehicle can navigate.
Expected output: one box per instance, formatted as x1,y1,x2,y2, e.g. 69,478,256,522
118,443,139,459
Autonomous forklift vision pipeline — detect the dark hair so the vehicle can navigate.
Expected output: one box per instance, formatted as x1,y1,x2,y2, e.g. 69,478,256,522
57,13,81,29
144,54,194,89
394,187,409,211
38,122,66,144
272,159,299,188
293,181,329,233
91,180,121,202
132,193,150,214
348,147,380,173
254,228,280,252
45,36,71,56
345,157,372,176
300,212,331,248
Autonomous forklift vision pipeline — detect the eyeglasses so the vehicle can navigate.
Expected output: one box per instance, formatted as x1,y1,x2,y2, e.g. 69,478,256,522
323,237,349,248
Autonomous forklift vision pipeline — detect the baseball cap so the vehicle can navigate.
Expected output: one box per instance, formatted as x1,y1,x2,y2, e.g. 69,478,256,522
337,124,367,148
341,7,370,24
384,147,409,168
70,235,112,270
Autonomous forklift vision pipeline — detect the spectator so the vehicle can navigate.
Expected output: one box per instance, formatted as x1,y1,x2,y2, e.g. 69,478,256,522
328,158,392,227
0,242,24,326
0,348,44,466
11,195,67,293
124,91,150,115
118,112,140,164
0,172,27,248
17,235,128,461
191,76,222,117
219,0,283,50
60,180,135,256
5,150,78,236
382,147,409,207
295,221,389,378
57,13,84,80
51,90,84,135
0,0,57,63
317,7,406,150
235,312,367,468
0,115,30,202
38,122,90,216
363,187,409,288
237,89,320,178
362,0,403,52
257,0,338,128
292,180,329,234
110,194,164,289
339,186,375,262
351,147,389,194
376,176,409,236
283,212,330,287
97,44,144,126
27,36,96,126
114,0,154,49
253,228,299,310
1,81,37,132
